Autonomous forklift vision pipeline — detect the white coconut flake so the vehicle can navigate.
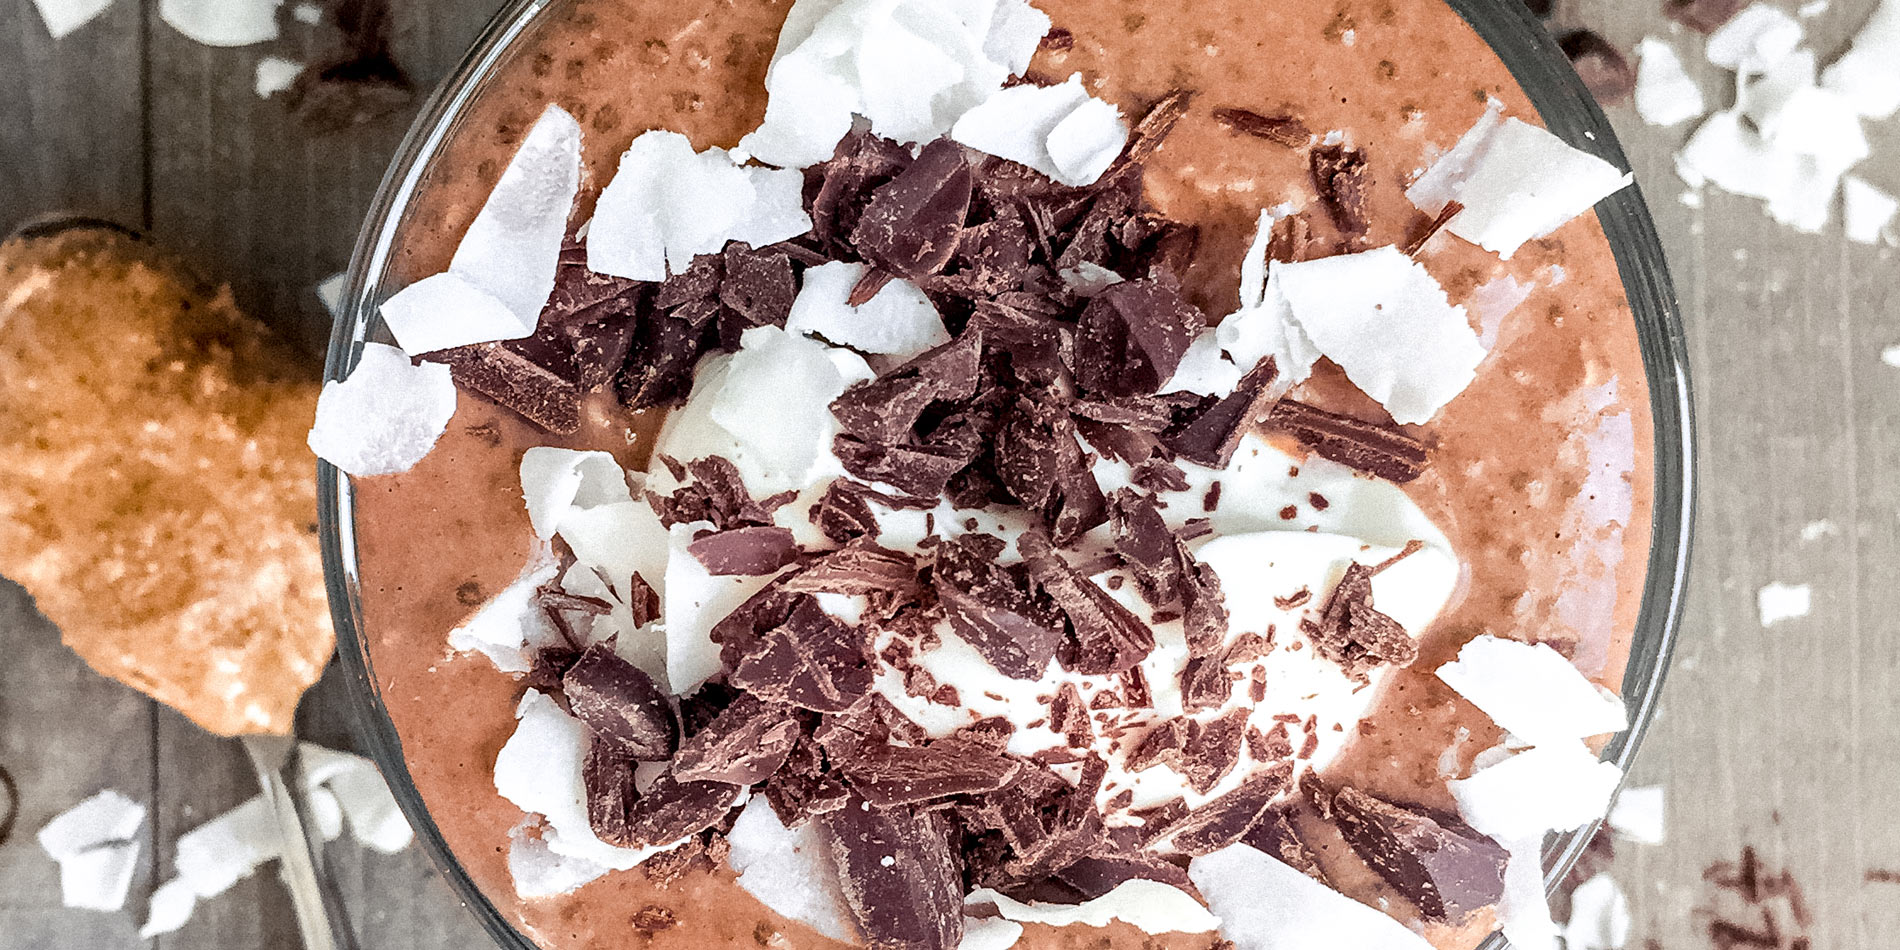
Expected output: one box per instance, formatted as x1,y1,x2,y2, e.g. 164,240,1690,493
291,1,319,22
519,447,634,539
726,797,859,942
785,261,950,357
299,744,412,854
37,789,147,860
1822,0,1900,118
1449,744,1622,841
1189,844,1435,950
1757,581,1812,626
33,0,114,39
1844,176,1899,245
1047,96,1132,187
1635,38,1706,127
952,74,1129,187
1707,3,1804,73
315,271,347,317
1407,104,1633,259
1737,49,1818,140
1436,636,1628,748
1212,207,1320,386
56,841,141,911
449,555,562,672
140,878,199,938
558,501,672,608
308,342,457,477
1607,785,1666,845
1266,246,1484,425
159,0,281,47
960,917,1025,950
1563,874,1633,950
174,794,283,898
1675,111,1846,233
308,786,345,841
663,522,785,693
253,56,303,98
968,881,1220,935
1498,836,1561,950
1058,261,1126,297
1161,329,1245,397
507,819,610,899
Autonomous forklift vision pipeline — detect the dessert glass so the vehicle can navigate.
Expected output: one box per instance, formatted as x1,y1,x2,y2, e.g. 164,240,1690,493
317,0,1695,946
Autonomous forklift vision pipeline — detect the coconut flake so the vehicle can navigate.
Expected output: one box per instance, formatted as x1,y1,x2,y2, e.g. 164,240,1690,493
308,786,345,841
308,342,457,477
558,501,672,607
1449,744,1622,841
985,0,1050,73
37,789,147,860
1189,843,1435,949
967,881,1220,935
290,1,319,22
173,794,283,898
1635,38,1707,127
1266,246,1484,425
56,841,141,911
1675,111,1847,233
952,74,1130,187
140,878,198,937
1435,636,1628,748
253,56,303,98
507,819,611,899
158,0,281,47
663,522,785,693
315,271,347,317
1161,329,1246,397
519,447,634,540
727,796,859,942
1212,208,1322,387
1844,176,1899,245
448,555,563,672
298,744,412,854
32,0,114,39
960,917,1025,950
1497,836,1560,950
1706,4,1805,73
589,130,813,280
1406,104,1633,259
785,261,950,357
1563,873,1632,950
1607,785,1666,845
1757,581,1812,626
1822,0,1900,118
378,272,538,356
1058,261,1127,297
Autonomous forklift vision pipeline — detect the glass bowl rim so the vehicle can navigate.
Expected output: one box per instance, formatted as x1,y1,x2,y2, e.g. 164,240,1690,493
316,1,1695,947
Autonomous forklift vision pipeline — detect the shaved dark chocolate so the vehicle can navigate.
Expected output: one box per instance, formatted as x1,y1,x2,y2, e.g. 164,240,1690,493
764,735,851,827
648,455,779,529
1019,532,1155,676
563,643,678,761
808,128,915,253
831,335,982,444
852,137,973,280
1402,199,1465,257
1180,709,1249,794
1052,851,1199,901
929,208,1034,299
728,597,874,713
1666,0,1745,33
810,479,937,544
783,541,923,615
823,802,964,950
1179,652,1232,713
1176,539,1230,654
1265,212,1315,264
687,525,800,576
671,694,803,786
616,309,714,410
622,772,742,848
958,757,1107,886
1311,144,1372,238
839,738,1024,806
1302,563,1418,680
1267,398,1427,483
1108,490,1179,605
1073,279,1203,397
719,242,797,330
1161,356,1279,468
1211,108,1311,148
1049,682,1092,746
442,340,584,434
583,739,638,845
1241,807,1329,885
1126,718,1191,772
833,435,974,499
655,252,724,309
1559,30,1636,106
1121,89,1195,166
1330,785,1507,922
545,238,644,320
1162,761,1295,855
932,534,1064,679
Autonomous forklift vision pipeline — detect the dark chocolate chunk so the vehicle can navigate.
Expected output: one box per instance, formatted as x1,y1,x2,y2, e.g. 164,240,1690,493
728,596,874,713
655,252,724,309
719,242,797,330
622,772,743,848
583,738,638,845
833,435,975,499
840,738,1025,807
1126,718,1191,772
929,208,1034,299
285,47,414,134
822,801,965,950
1161,761,1295,855
1211,108,1311,148
1121,89,1195,165
648,456,779,530
1265,212,1314,263
563,643,678,761
1310,144,1372,238
1040,26,1074,51
993,393,1086,512
815,693,930,763
442,340,584,434
544,238,645,321
830,334,982,444
783,541,923,615
809,479,937,544
626,572,661,626
1301,563,1419,680
1176,538,1230,655
958,758,1107,886
1129,458,1190,492
810,129,917,254
1019,532,1155,676
1330,785,1508,922
932,534,1064,680
1160,356,1279,468
1048,682,1092,747
1559,30,1636,106
671,694,803,786
1179,652,1232,713
764,735,852,827
1402,200,1466,257
687,525,800,576
1180,709,1249,795
1073,279,1203,397
1241,807,1329,885
852,137,973,280
616,309,714,410
631,906,679,932
1108,489,1180,605
1267,398,1428,483
1666,0,1745,33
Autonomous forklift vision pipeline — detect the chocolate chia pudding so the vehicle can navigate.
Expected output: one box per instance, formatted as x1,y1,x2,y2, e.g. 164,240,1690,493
316,0,1656,947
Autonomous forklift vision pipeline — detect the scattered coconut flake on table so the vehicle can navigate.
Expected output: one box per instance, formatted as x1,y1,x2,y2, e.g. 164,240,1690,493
1822,0,1900,119
158,0,281,46
959,917,1025,950
381,105,582,353
37,789,148,913
1757,581,1812,626
56,841,141,911
951,74,1130,188
307,342,458,477
1449,743,1622,840
1706,3,1804,72
1189,844,1435,949
1607,784,1666,845
588,130,812,281
1563,874,1633,950
314,271,346,317
1843,176,1899,245
967,880,1220,935
1635,38,1707,127
290,0,320,23
726,797,858,942
785,261,950,357
172,794,283,899
1497,836,1561,950
1406,103,1632,259
1675,111,1848,234
1265,245,1485,425
299,744,413,854
139,878,198,938
1435,636,1627,748
31,0,115,39
253,56,303,98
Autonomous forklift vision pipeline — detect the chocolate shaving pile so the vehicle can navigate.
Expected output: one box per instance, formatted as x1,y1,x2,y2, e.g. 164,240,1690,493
1326,784,1507,922
1301,563,1418,680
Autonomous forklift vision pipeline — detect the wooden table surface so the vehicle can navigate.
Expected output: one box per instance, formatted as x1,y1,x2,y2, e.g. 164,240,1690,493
2,1,1896,948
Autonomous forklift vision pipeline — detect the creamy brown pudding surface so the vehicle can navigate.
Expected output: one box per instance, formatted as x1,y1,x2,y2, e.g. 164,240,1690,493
338,0,1654,948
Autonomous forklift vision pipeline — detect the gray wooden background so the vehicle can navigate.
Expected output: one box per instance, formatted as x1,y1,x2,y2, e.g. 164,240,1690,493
1,0,1895,947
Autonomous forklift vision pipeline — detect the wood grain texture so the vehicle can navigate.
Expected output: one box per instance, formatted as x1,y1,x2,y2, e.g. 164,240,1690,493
3,0,1899,948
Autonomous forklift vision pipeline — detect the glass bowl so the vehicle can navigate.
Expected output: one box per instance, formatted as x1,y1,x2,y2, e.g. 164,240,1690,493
317,1,1694,946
